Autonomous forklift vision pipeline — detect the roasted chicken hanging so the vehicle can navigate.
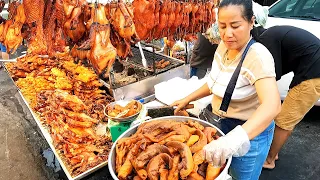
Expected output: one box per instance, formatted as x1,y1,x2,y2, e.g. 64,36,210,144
132,0,157,40
151,0,168,39
8,1,19,20
89,23,117,77
110,0,136,40
108,1,138,59
44,0,68,56
131,0,218,41
1,0,219,77
63,5,86,42
0,3,26,54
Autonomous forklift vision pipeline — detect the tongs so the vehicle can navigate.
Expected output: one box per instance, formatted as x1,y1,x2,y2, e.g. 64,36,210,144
114,109,130,118
137,42,148,68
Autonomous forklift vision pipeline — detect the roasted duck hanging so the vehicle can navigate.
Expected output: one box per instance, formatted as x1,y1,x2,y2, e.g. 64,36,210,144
23,0,47,55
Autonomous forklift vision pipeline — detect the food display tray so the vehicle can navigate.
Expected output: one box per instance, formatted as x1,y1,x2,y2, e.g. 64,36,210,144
17,90,109,180
3,65,109,180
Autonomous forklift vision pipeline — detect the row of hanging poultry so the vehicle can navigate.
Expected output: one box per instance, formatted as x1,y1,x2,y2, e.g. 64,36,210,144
0,0,218,77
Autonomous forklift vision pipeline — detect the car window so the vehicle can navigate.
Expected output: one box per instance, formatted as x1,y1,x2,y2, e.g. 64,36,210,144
269,0,299,16
269,0,320,20
286,0,298,11
303,0,317,9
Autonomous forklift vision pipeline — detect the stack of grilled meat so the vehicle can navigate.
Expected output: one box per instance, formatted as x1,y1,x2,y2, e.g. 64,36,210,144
6,54,115,176
35,89,113,176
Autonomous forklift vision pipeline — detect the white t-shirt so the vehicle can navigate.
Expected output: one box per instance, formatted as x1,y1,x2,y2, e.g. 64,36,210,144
207,38,276,120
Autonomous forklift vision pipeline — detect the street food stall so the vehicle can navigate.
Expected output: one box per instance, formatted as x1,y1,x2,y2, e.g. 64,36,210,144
0,0,231,179
101,45,190,101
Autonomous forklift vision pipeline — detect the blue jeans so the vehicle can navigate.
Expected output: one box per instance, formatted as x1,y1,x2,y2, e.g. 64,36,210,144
190,67,209,79
190,67,198,77
0,43,6,52
221,118,275,180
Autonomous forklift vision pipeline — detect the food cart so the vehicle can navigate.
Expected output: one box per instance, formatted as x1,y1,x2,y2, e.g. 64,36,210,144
0,0,226,179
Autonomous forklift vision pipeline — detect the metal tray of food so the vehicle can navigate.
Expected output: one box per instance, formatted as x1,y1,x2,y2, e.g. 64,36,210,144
106,46,186,89
17,90,109,180
129,46,184,74
108,116,232,180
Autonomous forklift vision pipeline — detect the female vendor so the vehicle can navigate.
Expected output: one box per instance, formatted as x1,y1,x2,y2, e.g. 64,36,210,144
172,0,281,179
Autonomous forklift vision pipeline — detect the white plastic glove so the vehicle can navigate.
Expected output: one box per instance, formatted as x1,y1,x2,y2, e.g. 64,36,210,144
202,125,250,166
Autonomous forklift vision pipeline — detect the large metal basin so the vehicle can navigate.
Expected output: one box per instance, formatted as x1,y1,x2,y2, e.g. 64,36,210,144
108,116,232,180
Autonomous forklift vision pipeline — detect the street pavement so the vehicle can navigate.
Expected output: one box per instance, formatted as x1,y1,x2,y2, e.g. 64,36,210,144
0,66,319,180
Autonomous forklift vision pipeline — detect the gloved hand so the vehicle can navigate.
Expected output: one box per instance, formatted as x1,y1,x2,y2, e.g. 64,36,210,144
202,125,250,166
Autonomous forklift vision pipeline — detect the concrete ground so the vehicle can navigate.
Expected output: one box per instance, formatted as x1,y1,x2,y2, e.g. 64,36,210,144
260,107,320,180
0,66,319,180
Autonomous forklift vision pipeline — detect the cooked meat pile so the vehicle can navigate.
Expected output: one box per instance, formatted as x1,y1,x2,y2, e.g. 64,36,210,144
5,54,114,176
0,0,219,77
6,55,114,120
115,120,225,180
35,90,113,176
147,59,171,70
155,59,170,69
107,100,142,118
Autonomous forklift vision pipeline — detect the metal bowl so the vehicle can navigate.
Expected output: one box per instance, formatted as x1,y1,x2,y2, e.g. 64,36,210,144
104,100,143,123
108,116,232,180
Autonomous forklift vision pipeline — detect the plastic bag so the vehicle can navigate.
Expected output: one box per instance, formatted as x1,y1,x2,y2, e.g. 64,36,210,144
203,22,221,45
252,1,269,27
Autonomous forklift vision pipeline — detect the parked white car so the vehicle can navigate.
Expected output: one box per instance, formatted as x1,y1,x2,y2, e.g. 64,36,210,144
265,0,320,105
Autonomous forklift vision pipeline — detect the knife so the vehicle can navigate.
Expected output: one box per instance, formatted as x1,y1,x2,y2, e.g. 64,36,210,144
146,104,194,118
147,104,194,111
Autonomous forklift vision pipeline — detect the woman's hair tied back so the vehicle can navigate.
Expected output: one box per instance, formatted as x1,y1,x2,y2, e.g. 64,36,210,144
219,0,254,22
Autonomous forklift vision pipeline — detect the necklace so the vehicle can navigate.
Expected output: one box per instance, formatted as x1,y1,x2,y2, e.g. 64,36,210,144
209,49,244,89
209,51,234,90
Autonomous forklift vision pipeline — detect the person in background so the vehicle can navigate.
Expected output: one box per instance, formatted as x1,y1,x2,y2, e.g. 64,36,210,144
190,33,218,78
262,0,277,6
172,0,281,179
250,25,320,169
0,42,9,60
253,0,277,6
253,0,264,5
0,42,8,69
0,3,8,62
163,37,176,56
